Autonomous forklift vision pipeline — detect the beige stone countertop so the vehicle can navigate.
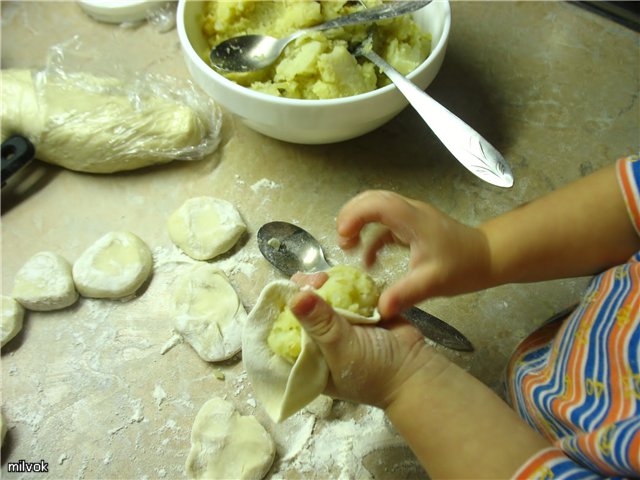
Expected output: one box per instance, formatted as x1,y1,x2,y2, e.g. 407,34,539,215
1,2,638,479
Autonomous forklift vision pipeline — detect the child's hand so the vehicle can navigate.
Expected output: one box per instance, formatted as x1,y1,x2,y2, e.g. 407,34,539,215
337,190,491,318
288,287,445,409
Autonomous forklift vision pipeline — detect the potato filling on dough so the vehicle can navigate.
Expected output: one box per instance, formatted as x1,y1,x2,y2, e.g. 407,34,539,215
267,265,380,364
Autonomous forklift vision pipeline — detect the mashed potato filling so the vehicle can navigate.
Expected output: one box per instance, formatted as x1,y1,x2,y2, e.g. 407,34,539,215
202,0,431,99
267,265,380,364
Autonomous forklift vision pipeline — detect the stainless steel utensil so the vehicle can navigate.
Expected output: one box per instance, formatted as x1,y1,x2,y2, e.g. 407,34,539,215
257,221,474,352
352,35,514,188
209,0,431,72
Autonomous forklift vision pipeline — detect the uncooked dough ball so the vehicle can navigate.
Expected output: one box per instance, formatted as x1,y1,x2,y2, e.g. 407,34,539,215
185,397,275,480
72,231,153,299
12,252,78,311
173,264,246,362
167,197,246,261
1,296,24,347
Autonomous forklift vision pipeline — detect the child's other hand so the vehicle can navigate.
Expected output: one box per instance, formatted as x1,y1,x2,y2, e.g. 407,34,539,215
337,190,491,318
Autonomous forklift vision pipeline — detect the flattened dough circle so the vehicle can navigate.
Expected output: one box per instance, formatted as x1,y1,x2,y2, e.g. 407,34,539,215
72,231,153,299
173,264,246,362
2,296,24,347
167,197,246,261
186,397,275,480
12,251,78,311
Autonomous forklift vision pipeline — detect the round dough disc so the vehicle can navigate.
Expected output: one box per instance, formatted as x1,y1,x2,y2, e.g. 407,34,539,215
185,397,275,480
72,231,153,299
2,296,24,347
12,251,79,311
167,197,246,261
173,264,246,362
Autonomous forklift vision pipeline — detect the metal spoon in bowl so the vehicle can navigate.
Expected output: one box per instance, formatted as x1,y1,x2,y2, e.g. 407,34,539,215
352,34,514,188
257,221,474,352
209,0,431,73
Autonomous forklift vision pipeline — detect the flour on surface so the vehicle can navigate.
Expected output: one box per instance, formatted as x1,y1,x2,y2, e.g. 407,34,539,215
250,178,281,192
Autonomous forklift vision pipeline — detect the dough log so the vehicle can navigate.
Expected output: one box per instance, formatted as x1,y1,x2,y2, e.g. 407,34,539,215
0,69,220,173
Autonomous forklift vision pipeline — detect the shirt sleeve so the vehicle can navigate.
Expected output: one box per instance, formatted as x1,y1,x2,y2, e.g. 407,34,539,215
511,447,605,480
616,155,640,237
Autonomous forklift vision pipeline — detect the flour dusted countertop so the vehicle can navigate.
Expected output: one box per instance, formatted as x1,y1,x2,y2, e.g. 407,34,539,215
1,2,638,479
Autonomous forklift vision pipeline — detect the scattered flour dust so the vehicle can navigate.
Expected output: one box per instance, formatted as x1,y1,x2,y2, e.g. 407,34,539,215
151,244,259,282
149,245,421,479
153,384,168,409
215,363,416,479
3,232,421,479
269,405,418,479
250,178,281,192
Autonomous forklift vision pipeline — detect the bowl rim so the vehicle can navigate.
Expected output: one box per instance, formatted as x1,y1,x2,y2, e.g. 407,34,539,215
177,0,451,107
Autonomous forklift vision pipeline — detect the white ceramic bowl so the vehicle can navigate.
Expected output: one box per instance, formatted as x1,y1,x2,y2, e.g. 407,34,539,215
177,0,451,144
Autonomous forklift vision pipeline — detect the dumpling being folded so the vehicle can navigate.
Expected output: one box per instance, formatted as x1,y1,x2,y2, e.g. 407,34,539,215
243,265,381,422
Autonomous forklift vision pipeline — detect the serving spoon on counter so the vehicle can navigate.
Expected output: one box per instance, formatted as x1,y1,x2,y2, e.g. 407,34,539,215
257,221,474,352
209,0,431,72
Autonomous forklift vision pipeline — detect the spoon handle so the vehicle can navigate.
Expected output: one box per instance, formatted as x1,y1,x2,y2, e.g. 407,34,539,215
361,49,514,188
305,0,431,33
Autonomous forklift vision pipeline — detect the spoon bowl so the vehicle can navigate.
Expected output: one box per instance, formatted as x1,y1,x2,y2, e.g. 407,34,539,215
257,221,474,352
257,221,330,276
210,33,302,73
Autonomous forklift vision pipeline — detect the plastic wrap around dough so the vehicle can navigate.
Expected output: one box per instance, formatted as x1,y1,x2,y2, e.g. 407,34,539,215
0,69,221,173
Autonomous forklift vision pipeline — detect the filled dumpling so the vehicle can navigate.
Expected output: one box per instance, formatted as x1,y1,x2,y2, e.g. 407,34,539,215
243,265,381,422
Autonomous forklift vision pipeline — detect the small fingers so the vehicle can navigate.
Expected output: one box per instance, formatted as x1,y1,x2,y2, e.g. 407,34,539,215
337,190,416,250
378,265,437,318
362,227,395,267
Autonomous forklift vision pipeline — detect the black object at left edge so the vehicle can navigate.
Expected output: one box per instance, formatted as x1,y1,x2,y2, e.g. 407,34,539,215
1,135,35,189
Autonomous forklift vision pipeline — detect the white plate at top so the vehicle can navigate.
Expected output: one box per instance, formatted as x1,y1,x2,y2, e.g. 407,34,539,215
78,0,165,23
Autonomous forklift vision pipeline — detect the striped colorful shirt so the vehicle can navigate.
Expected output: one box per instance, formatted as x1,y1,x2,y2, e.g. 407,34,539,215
508,156,640,479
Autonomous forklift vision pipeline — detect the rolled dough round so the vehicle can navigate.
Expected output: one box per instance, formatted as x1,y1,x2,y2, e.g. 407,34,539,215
12,251,79,311
72,231,153,299
173,264,246,362
185,397,275,480
167,197,246,261
1,296,24,347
